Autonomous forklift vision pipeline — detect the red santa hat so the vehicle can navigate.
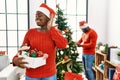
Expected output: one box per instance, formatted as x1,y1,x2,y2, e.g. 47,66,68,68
79,21,89,29
37,3,56,18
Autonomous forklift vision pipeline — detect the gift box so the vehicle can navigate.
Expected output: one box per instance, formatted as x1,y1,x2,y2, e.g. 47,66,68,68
64,72,83,80
19,55,47,68
18,46,48,68
113,66,120,80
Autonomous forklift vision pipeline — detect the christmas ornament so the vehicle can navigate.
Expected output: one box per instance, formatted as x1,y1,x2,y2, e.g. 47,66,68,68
30,52,37,57
37,51,43,57
64,55,69,61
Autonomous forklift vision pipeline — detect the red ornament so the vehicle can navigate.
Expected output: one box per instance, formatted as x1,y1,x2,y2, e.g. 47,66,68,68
64,29,69,33
64,55,69,61
56,4,59,8
37,51,43,57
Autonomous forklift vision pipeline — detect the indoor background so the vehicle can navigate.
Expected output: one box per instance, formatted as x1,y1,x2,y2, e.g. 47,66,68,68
0,0,120,62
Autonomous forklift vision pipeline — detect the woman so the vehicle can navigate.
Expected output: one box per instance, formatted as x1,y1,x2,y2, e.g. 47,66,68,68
12,3,67,80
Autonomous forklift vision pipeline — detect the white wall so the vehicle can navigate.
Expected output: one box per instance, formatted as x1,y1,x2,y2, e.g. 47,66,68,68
88,0,120,47
108,0,120,47
88,0,109,44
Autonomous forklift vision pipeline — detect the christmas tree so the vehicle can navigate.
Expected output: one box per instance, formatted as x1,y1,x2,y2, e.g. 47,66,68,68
55,4,83,80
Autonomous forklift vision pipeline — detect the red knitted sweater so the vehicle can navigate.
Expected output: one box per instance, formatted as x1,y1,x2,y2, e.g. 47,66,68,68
77,28,98,54
14,26,67,78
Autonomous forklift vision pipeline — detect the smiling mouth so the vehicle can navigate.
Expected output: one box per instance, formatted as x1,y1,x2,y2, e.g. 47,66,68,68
36,20,41,23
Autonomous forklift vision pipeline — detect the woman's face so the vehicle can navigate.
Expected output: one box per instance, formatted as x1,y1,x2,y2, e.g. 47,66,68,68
35,11,49,27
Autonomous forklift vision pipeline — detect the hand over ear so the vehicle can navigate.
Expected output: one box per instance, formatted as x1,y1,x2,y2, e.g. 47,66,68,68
47,14,54,30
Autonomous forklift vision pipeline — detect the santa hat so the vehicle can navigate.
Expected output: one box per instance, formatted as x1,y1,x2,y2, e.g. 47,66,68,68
79,21,89,29
37,3,55,18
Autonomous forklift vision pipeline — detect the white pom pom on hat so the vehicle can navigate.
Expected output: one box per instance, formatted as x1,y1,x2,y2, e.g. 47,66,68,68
79,21,89,29
36,3,56,18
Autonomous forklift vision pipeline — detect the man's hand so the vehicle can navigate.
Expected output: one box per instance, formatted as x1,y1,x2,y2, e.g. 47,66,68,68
77,44,82,47
75,42,82,47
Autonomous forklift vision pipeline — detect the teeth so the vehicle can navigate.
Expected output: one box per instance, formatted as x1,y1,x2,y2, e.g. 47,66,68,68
36,20,40,22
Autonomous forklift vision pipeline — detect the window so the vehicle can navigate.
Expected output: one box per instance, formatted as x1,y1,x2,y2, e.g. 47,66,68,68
0,0,29,62
56,0,88,41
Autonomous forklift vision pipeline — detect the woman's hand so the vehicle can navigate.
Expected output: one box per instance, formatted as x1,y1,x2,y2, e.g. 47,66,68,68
47,14,54,30
13,57,29,69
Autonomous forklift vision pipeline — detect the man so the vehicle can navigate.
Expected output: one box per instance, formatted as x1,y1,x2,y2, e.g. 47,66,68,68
76,21,98,80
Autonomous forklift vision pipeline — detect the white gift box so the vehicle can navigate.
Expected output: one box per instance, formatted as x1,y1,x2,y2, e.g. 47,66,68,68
19,55,46,68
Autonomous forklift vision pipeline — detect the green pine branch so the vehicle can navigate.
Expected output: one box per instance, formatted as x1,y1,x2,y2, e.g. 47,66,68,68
55,4,83,80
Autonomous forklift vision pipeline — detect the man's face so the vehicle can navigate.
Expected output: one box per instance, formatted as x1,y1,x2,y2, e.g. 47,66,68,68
81,27,89,33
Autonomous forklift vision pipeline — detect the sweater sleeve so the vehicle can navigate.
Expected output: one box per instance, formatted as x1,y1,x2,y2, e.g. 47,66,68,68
48,26,68,49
